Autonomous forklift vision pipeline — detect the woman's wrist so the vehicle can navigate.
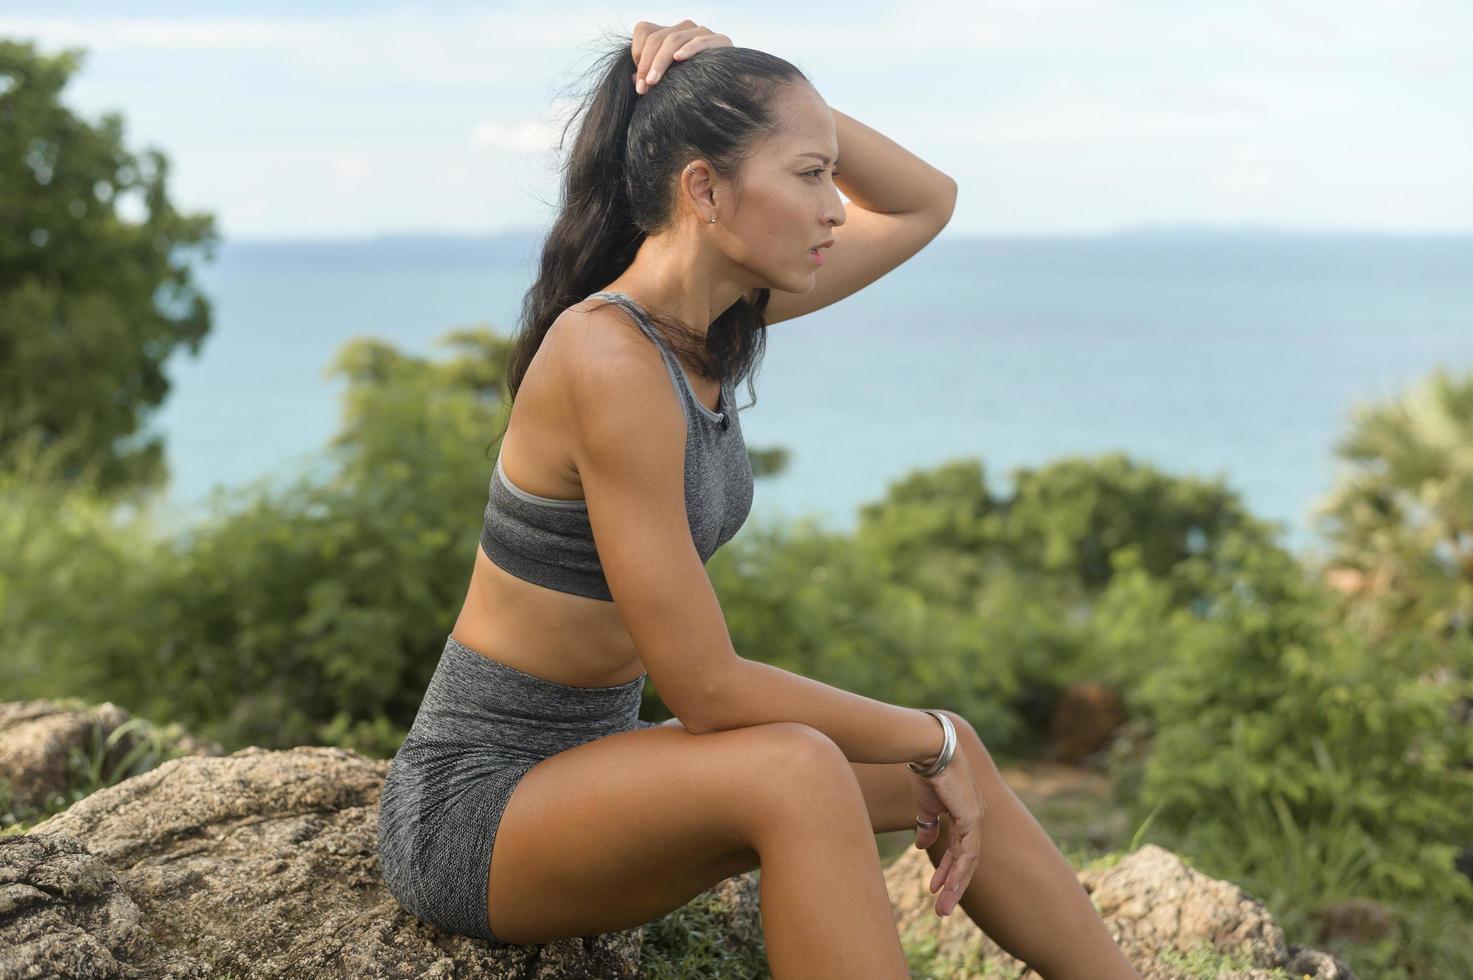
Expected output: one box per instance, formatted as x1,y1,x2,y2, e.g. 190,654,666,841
908,708,946,767
907,709,957,777
907,710,942,766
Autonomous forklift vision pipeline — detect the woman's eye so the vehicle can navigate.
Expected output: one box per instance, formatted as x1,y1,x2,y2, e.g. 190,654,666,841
805,168,836,180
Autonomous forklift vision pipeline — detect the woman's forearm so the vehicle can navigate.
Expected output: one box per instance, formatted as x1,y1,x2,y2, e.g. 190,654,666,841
696,656,947,766
831,106,957,216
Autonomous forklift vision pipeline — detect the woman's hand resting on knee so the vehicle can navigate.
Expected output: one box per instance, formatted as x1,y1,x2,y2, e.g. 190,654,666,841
908,751,988,918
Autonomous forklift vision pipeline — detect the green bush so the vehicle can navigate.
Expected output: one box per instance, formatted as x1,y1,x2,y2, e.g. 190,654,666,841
1094,533,1473,976
1,330,513,755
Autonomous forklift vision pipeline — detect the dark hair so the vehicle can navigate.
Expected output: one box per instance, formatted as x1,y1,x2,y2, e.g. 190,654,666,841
486,34,810,456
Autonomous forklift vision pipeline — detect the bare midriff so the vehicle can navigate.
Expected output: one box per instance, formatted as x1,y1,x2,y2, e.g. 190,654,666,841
452,543,645,688
449,293,724,690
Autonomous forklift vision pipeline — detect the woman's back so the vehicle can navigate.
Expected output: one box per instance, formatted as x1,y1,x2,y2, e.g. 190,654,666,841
451,290,752,688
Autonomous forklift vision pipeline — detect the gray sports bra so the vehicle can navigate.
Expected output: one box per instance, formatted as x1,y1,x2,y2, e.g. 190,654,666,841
479,291,754,601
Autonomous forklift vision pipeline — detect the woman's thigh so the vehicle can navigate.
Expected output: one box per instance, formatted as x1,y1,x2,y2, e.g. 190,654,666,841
487,719,864,945
659,717,933,837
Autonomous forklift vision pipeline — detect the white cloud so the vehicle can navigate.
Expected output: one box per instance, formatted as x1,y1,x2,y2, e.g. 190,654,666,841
1272,2,1342,39
973,93,1264,147
0,10,594,85
470,115,561,154
0,16,293,50
328,150,372,188
4,2,1468,235
1210,142,1292,197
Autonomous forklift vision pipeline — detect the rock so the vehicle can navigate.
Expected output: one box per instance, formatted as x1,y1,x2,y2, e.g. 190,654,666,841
4,746,647,979
884,843,1357,979
1,718,1362,979
0,699,224,818
1309,898,1396,946
0,833,210,979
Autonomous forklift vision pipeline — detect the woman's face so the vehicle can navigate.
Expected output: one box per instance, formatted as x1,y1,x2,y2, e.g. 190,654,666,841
719,83,846,294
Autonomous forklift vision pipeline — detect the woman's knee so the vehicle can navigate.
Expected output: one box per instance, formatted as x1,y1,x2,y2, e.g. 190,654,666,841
735,722,869,820
747,721,848,768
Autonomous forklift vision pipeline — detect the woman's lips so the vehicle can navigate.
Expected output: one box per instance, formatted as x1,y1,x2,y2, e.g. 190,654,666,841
809,248,824,266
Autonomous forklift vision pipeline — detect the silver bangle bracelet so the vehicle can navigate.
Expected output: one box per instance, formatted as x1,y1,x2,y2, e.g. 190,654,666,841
906,709,956,777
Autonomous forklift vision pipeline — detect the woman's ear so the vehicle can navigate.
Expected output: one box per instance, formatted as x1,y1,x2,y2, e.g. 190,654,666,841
681,161,725,219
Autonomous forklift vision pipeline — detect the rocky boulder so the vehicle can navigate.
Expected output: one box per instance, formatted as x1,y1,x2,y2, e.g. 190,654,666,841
0,698,223,819
3,746,649,979
884,844,1356,979
1046,681,1128,765
1,732,1358,979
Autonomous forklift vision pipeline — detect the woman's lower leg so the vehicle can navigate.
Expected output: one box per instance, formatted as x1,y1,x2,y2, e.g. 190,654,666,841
753,803,912,979
924,784,1141,980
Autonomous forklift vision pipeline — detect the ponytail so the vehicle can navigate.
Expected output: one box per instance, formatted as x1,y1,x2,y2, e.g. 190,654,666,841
487,35,807,457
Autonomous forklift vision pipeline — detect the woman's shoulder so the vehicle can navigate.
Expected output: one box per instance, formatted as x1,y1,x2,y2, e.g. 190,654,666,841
546,299,675,416
551,294,654,358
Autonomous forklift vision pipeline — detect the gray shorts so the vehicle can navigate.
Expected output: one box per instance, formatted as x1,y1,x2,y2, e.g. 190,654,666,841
376,632,655,942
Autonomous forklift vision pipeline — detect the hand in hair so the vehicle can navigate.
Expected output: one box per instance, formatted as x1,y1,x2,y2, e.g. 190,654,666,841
630,19,732,94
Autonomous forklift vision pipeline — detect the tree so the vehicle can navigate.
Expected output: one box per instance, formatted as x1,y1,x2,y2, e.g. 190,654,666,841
0,39,219,495
1313,366,1473,642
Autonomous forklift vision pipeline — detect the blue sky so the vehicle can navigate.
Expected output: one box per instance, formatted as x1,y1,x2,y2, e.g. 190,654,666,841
5,1,1470,239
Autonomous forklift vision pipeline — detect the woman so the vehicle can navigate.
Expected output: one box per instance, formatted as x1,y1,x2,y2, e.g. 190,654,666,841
377,21,1140,980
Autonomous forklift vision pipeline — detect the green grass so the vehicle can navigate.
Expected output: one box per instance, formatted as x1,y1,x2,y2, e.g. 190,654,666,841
1,710,195,835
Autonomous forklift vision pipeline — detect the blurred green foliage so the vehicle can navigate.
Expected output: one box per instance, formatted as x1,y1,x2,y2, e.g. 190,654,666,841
1093,534,1473,971
1313,366,1473,643
1,327,514,754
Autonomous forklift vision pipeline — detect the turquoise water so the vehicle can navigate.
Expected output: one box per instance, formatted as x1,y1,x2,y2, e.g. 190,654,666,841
151,230,1473,559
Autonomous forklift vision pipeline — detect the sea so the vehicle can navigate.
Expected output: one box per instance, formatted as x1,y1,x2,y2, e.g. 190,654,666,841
145,229,1473,563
